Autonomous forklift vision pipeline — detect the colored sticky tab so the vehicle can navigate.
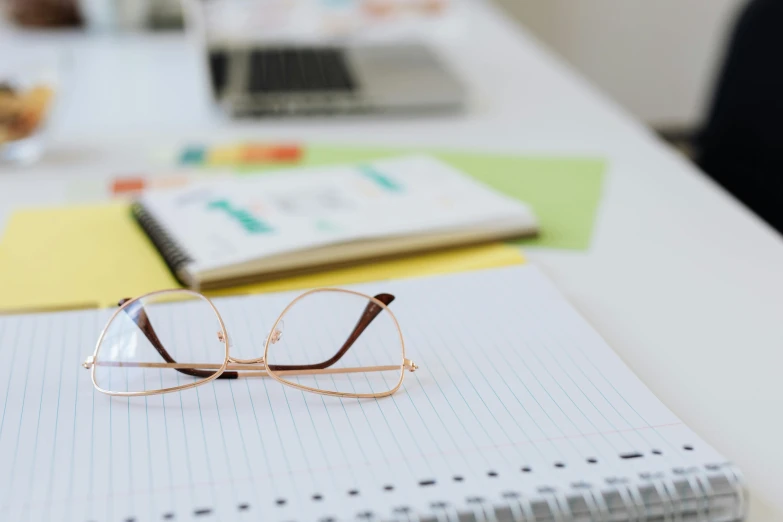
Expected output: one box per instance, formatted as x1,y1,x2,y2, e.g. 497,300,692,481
179,146,206,165
111,177,147,196
241,144,303,164
207,145,242,166
267,144,302,162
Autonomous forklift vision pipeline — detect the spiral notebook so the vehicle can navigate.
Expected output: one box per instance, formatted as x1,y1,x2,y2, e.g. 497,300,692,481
131,155,538,290
0,266,745,521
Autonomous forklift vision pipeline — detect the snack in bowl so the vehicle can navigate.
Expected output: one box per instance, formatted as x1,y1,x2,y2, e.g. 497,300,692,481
0,83,54,145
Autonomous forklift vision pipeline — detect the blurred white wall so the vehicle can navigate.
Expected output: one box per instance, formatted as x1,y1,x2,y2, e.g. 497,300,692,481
494,0,747,129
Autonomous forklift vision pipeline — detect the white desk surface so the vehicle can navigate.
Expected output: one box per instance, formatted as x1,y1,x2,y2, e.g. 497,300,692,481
2,1,783,519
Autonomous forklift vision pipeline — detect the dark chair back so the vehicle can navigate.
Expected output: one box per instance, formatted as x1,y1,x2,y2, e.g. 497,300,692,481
697,0,783,234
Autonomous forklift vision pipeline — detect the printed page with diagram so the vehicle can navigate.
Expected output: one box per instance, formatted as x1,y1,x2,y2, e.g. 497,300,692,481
135,155,537,278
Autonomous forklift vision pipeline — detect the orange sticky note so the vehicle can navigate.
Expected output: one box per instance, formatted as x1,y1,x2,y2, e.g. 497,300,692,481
241,144,302,164
111,177,146,196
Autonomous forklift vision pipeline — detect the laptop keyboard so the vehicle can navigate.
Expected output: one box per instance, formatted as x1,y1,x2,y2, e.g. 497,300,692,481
247,48,357,93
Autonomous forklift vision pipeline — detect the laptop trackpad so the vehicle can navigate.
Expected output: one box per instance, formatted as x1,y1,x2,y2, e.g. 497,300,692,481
348,44,464,107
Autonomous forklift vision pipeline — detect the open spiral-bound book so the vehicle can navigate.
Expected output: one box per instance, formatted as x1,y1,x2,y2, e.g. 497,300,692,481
0,266,745,521
131,155,538,290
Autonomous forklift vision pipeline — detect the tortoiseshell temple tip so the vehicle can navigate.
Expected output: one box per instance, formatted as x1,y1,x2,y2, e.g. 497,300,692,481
374,293,395,306
118,298,132,307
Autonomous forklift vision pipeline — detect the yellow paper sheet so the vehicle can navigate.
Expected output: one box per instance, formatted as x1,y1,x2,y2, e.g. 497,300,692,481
0,203,525,313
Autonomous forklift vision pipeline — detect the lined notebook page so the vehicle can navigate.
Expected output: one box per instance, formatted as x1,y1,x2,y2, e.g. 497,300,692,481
0,266,737,522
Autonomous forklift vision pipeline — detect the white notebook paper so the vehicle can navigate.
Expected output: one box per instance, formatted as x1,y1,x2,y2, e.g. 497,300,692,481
0,266,745,522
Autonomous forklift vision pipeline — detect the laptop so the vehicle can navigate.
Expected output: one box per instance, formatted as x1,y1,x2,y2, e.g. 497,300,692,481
207,44,466,117
188,1,466,117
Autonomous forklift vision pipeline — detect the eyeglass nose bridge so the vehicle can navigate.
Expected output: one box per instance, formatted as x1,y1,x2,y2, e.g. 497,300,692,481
217,325,283,365
217,328,282,346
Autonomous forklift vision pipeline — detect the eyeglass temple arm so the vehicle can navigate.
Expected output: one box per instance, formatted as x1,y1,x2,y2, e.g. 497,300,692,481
267,293,395,372
117,292,395,378
118,298,240,379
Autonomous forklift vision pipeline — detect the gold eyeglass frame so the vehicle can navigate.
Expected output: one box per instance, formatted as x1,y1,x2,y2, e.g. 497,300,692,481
83,287,418,399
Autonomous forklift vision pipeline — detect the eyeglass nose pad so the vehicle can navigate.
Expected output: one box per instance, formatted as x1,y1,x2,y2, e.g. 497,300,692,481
217,330,234,348
269,320,284,345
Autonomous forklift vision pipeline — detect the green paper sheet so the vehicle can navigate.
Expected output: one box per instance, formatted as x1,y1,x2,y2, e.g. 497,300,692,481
238,145,606,250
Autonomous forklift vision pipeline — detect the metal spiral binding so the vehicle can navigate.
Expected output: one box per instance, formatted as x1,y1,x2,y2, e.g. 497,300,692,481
131,202,193,284
539,487,572,522
430,501,460,522
696,466,716,521
393,505,418,522
675,466,711,521
570,481,608,522
501,491,537,522
659,472,683,522
400,463,746,522
466,497,499,522
641,471,676,522
588,483,610,522
714,463,748,521
607,477,646,522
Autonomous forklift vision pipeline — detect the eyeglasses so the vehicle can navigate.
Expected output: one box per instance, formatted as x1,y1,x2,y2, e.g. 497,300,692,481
82,288,418,399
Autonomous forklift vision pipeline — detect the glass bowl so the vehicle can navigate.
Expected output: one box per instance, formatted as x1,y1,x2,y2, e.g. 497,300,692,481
0,53,59,165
